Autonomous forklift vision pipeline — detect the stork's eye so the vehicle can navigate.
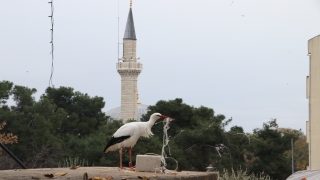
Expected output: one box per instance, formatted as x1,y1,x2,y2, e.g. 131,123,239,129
157,115,160,116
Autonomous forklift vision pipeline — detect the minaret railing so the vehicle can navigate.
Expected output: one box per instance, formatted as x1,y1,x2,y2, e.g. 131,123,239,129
117,62,143,70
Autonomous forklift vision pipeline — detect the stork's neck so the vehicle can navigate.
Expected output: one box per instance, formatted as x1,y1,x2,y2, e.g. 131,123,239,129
147,117,158,127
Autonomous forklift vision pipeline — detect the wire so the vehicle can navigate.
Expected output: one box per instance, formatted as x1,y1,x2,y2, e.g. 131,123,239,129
48,0,54,87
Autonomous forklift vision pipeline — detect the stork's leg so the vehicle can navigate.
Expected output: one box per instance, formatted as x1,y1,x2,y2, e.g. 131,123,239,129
119,148,123,169
128,147,132,168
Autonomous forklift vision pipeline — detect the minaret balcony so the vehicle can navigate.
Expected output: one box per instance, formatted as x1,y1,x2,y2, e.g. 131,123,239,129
117,62,143,70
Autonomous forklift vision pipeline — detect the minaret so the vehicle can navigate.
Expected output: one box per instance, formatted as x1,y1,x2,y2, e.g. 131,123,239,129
117,0,142,123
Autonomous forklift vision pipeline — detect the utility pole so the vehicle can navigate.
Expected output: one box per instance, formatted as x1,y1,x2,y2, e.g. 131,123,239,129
291,138,294,174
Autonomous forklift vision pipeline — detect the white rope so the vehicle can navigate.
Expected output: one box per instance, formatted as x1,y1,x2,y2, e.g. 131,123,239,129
158,118,178,173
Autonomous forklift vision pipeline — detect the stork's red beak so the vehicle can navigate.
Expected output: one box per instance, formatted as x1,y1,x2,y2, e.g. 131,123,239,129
160,115,174,120
160,115,168,119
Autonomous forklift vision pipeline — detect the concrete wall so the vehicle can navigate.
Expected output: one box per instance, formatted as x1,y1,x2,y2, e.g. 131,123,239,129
0,167,219,180
308,34,320,170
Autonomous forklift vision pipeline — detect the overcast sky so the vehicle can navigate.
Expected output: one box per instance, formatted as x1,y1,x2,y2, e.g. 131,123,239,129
1,0,320,133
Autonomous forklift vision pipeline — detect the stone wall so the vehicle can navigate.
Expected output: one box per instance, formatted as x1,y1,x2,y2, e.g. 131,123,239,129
123,39,137,61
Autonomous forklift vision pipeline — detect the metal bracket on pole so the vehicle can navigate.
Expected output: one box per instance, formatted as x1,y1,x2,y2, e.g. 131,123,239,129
0,143,27,169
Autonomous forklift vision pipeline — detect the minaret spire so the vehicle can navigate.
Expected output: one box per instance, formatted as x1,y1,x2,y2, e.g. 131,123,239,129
124,1,136,40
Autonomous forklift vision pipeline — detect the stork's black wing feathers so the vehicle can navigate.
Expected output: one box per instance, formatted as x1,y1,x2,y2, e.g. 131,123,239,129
103,135,131,153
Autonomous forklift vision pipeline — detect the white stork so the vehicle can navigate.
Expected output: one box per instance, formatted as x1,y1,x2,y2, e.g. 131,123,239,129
103,112,173,169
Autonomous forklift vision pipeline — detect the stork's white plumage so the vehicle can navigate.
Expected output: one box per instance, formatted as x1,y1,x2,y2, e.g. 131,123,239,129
103,112,173,169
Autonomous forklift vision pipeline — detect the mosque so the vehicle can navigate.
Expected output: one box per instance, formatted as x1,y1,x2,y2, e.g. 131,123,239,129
105,1,148,123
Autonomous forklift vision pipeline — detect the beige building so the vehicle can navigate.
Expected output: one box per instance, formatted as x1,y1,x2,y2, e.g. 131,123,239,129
306,34,320,170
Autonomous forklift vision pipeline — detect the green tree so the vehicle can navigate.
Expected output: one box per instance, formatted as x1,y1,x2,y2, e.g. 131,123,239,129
249,119,299,180
44,87,107,136
6,96,67,168
0,83,67,167
281,128,308,171
11,85,37,109
140,98,233,171
225,126,250,170
41,86,113,166
0,81,306,178
1,84,113,168
0,81,13,106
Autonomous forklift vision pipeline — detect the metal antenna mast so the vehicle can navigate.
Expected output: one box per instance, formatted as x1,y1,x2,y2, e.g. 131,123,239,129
48,0,54,87
118,0,120,61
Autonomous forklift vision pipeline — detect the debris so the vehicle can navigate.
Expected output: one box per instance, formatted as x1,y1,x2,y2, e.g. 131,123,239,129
70,165,80,169
88,176,113,180
54,172,67,176
44,174,54,178
138,176,150,180
43,172,68,179
31,177,41,180
160,118,179,172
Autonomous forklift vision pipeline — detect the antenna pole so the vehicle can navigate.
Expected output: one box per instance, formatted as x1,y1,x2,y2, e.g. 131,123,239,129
48,0,54,87
118,0,120,61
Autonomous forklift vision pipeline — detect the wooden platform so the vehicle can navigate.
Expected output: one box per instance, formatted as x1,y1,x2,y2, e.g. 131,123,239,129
0,167,219,180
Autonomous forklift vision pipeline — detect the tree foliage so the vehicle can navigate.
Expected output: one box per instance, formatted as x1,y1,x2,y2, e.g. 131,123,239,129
44,87,107,136
0,81,13,105
248,119,305,180
0,81,308,180
141,98,233,171
0,83,110,168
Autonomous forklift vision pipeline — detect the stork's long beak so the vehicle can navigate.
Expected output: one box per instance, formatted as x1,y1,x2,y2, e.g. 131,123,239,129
160,115,175,120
